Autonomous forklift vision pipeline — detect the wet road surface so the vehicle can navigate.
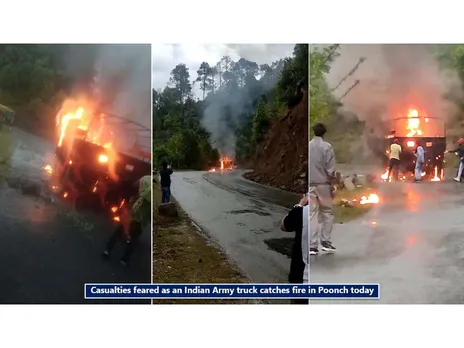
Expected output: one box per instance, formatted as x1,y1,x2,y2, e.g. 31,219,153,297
0,128,151,304
311,164,464,304
170,170,301,283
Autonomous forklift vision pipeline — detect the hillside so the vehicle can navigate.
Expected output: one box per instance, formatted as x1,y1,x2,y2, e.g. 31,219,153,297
244,89,308,193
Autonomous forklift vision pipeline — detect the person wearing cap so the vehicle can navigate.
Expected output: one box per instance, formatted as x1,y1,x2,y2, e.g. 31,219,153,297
387,138,402,181
446,138,464,182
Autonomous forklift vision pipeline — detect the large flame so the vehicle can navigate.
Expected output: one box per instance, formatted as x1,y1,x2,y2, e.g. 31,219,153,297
53,99,119,181
406,108,423,137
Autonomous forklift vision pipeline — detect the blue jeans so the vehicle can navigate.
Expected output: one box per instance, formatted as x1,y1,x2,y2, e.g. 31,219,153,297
415,161,423,180
457,158,464,179
161,186,171,203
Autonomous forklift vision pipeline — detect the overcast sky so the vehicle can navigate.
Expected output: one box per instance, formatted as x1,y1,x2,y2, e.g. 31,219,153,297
152,44,295,98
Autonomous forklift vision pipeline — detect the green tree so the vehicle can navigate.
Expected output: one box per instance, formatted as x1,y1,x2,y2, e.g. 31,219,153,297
169,64,192,103
194,62,214,100
309,44,340,129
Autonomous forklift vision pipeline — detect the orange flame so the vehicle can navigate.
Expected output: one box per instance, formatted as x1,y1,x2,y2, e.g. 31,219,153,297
406,108,423,137
360,193,380,205
58,108,84,147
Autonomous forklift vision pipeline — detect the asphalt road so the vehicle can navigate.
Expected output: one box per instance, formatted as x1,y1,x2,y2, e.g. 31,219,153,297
170,170,301,283
311,164,464,304
0,128,151,304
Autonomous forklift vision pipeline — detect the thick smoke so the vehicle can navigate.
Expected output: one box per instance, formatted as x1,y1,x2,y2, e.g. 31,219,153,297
201,44,294,158
61,44,151,130
325,44,462,133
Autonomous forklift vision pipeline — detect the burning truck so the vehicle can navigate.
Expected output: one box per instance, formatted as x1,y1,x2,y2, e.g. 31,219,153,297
379,108,445,181
46,99,151,221
209,156,234,172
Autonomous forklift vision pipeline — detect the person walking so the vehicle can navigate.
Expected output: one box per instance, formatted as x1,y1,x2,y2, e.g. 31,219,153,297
309,123,336,255
159,161,173,203
280,194,309,305
414,141,425,182
103,175,152,266
446,138,464,182
387,138,402,181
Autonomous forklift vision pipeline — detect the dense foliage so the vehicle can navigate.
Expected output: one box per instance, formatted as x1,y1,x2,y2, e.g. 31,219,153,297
0,45,71,130
309,44,340,131
153,44,308,170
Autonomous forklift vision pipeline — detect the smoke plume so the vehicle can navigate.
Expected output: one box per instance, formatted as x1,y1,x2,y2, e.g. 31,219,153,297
201,44,294,158
61,44,151,130
325,44,462,132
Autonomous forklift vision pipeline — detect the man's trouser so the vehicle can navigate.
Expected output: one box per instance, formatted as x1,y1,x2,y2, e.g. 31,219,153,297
161,186,171,203
457,158,464,179
415,161,424,180
289,258,309,305
106,220,143,261
388,158,400,180
309,184,334,249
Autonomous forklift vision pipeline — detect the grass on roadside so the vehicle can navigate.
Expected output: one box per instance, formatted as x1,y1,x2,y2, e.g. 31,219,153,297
332,185,378,224
153,186,254,304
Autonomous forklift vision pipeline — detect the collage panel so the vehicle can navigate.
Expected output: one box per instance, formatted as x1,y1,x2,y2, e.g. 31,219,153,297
0,44,152,304
309,44,464,304
153,44,309,304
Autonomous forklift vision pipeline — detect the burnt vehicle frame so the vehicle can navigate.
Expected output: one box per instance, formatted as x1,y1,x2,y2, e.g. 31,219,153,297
385,116,446,179
52,112,151,215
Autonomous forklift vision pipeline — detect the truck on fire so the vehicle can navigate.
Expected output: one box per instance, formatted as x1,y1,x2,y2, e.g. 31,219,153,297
381,108,445,181
49,102,151,220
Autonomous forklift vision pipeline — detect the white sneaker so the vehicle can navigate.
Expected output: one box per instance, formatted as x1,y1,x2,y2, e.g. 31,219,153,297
454,177,460,182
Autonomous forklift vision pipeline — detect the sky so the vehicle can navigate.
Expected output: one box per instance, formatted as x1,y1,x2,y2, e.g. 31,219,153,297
151,44,295,98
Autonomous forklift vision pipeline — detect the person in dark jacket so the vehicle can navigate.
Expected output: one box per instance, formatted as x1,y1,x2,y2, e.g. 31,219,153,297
159,161,173,203
446,138,464,182
280,194,309,305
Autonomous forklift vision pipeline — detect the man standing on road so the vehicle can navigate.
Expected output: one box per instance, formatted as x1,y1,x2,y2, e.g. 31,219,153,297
309,123,336,255
280,193,309,305
387,138,402,181
446,138,464,182
414,140,425,182
159,161,173,203
103,175,152,266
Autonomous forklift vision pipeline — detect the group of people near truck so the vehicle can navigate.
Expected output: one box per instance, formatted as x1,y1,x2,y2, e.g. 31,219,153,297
387,137,464,182
387,138,425,182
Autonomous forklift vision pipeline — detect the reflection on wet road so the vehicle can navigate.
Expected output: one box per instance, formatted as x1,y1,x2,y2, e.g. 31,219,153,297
171,170,301,283
311,165,464,304
0,128,151,304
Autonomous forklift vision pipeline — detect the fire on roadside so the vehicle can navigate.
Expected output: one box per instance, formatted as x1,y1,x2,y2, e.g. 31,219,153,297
209,156,234,172
380,166,441,182
359,193,380,205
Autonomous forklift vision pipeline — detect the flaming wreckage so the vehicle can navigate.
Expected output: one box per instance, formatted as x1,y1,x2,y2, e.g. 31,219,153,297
209,156,234,172
379,108,445,182
45,103,151,221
